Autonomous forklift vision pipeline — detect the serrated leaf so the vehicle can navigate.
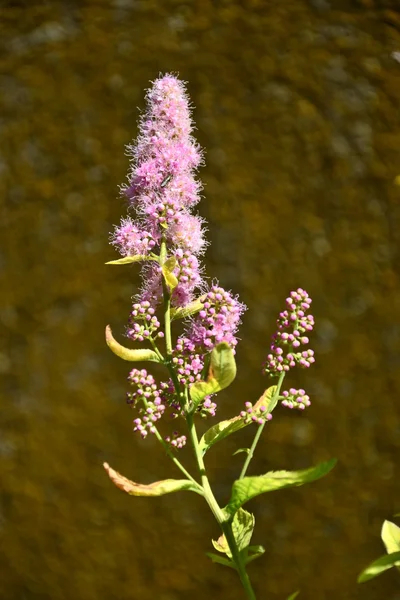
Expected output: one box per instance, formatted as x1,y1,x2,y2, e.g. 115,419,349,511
162,257,178,291
244,545,265,565
233,448,251,457
106,255,152,265
381,520,400,556
171,298,204,321
225,458,337,514
358,551,400,583
190,342,236,407
205,553,235,569
103,462,200,496
198,386,278,456
232,508,255,552
287,592,300,600
105,325,160,362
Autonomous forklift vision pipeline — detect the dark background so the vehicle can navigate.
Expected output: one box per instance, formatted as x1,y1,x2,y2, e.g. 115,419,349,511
1,1,400,599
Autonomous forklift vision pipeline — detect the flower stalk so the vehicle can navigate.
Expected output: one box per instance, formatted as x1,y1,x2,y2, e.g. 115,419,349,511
104,74,330,600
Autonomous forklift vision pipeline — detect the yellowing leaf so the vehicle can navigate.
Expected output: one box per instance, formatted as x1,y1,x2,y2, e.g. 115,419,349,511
105,325,160,362
106,255,151,265
103,463,200,496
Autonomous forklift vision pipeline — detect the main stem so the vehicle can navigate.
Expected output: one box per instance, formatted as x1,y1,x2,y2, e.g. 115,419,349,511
187,413,256,600
160,239,256,599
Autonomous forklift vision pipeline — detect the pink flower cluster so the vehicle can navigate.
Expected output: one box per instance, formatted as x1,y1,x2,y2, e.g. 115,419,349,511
186,285,246,352
111,75,247,444
111,74,205,309
264,288,315,376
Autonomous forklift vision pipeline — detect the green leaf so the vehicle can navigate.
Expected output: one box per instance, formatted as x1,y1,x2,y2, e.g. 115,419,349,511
212,509,255,559
358,551,400,583
198,385,278,456
103,462,200,496
244,545,265,565
233,448,251,457
232,508,255,551
105,326,160,362
205,553,235,569
255,385,278,413
190,342,236,407
225,458,337,514
162,257,178,291
381,520,400,556
200,416,245,456
286,592,300,600
106,255,152,265
171,298,204,321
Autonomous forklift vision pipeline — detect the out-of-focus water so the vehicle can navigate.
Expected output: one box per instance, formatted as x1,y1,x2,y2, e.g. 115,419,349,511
1,1,400,599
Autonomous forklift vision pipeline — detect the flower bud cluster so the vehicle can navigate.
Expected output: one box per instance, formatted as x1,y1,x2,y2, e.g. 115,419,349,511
173,338,205,385
165,431,187,449
240,401,273,425
127,300,164,342
127,369,166,439
186,285,246,351
200,398,217,418
172,337,216,417
264,288,315,376
281,388,311,410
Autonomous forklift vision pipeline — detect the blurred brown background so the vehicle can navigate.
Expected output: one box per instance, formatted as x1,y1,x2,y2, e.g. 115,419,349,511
1,1,400,599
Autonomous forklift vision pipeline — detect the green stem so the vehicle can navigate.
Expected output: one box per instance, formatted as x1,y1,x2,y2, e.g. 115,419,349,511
159,235,255,598
140,396,200,488
220,521,257,600
239,372,285,480
160,236,173,356
148,337,164,362
187,413,257,600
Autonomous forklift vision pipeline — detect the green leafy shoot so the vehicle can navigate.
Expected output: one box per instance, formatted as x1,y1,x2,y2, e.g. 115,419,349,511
205,552,235,569
381,520,400,557
233,448,251,457
358,551,400,583
225,459,337,514
286,592,300,600
243,545,265,565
